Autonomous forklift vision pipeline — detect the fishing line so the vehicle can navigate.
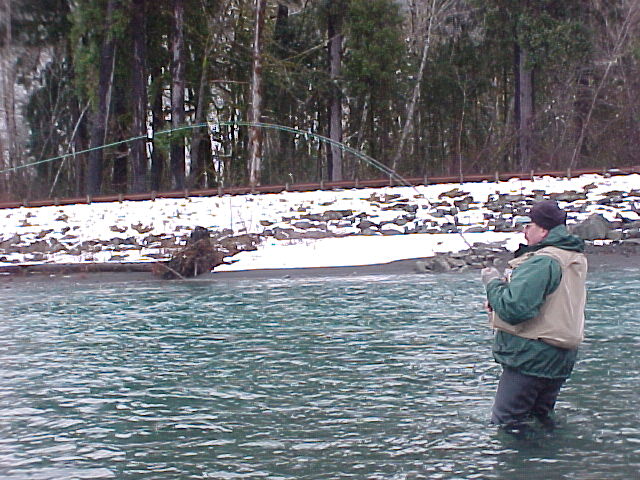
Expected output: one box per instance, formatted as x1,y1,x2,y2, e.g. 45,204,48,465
0,120,474,249
0,121,412,187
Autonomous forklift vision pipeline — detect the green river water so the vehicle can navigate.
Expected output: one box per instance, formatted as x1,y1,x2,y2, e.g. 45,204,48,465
0,268,638,479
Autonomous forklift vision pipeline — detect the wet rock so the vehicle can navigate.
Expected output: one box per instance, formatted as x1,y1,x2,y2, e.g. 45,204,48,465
431,257,452,272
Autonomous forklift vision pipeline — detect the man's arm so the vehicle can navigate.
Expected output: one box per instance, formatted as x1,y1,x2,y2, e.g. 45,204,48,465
486,256,562,325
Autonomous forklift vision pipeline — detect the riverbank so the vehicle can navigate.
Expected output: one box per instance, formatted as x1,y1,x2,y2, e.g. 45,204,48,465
1,173,639,278
2,243,638,285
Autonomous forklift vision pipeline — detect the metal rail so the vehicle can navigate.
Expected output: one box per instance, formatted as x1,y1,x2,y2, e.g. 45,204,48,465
1,166,638,210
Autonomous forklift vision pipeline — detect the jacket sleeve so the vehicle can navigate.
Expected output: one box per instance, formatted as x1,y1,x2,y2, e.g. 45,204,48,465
485,255,562,325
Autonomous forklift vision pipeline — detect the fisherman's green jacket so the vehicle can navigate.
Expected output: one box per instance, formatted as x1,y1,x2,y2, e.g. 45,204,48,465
485,225,586,379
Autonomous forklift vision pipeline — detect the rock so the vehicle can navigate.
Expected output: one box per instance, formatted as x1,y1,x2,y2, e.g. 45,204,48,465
273,227,295,240
321,210,353,221
110,225,128,233
551,191,587,202
606,230,623,241
293,220,315,230
454,196,474,211
447,257,467,268
431,256,451,272
382,203,418,214
571,214,613,240
357,220,377,230
294,230,336,239
36,229,54,239
49,239,67,254
439,188,469,199
624,228,640,239
131,223,154,234
110,237,139,247
21,240,49,253
414,260,429,273
0,234,21,250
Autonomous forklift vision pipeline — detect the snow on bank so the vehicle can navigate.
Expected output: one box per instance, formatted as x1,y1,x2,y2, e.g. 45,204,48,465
0,173,638,270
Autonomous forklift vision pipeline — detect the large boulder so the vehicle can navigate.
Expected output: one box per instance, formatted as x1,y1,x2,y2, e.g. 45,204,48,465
571,214,613,240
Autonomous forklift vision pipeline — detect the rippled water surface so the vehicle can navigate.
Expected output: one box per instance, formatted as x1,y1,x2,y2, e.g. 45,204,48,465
1,269,639,479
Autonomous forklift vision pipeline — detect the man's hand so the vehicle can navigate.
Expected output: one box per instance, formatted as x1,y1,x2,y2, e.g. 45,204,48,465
481,267,501,286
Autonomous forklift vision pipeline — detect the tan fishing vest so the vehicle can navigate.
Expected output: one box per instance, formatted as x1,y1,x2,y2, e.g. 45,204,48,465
491,246,587,349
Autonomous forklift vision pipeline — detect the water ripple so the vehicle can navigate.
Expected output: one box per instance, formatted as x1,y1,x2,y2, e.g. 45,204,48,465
0,270,638,479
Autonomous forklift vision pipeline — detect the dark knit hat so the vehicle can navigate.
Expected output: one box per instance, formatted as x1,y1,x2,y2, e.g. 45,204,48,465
529,200,567,230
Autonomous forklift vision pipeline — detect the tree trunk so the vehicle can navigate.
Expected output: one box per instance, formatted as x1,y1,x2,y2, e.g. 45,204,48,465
391,0,437,172
1,0,19,197
150,73,165,192
248,0,267,188
515,43,534,172
87,0,118,196
327,0,343,182
170,0,186,190
189,36,213,189
130,0,148,193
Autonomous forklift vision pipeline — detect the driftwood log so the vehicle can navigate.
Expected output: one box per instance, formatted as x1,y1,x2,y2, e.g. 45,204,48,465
154,227,241,279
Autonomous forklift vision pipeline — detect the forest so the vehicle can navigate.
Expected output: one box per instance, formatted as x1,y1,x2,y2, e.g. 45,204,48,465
0,0,639,202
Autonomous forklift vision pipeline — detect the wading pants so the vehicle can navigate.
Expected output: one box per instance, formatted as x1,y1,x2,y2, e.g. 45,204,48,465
491,366,565,427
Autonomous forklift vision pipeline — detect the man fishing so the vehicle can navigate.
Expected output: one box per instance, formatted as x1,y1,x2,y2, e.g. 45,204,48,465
480,199,587,434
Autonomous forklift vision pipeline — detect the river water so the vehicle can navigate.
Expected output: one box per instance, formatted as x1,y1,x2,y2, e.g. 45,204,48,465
0,268,639,479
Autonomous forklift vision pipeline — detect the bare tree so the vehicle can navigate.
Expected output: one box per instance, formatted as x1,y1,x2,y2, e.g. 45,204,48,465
327,0,344,182
130,0,148,193
0,0,19,196
87,0,118,196
248,0,267,188
171,0,186,189
515,43,534,171
391,0,450,172
569,0,640,170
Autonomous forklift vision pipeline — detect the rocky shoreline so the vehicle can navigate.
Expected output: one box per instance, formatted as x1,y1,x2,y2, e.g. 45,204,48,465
1,175,639,278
